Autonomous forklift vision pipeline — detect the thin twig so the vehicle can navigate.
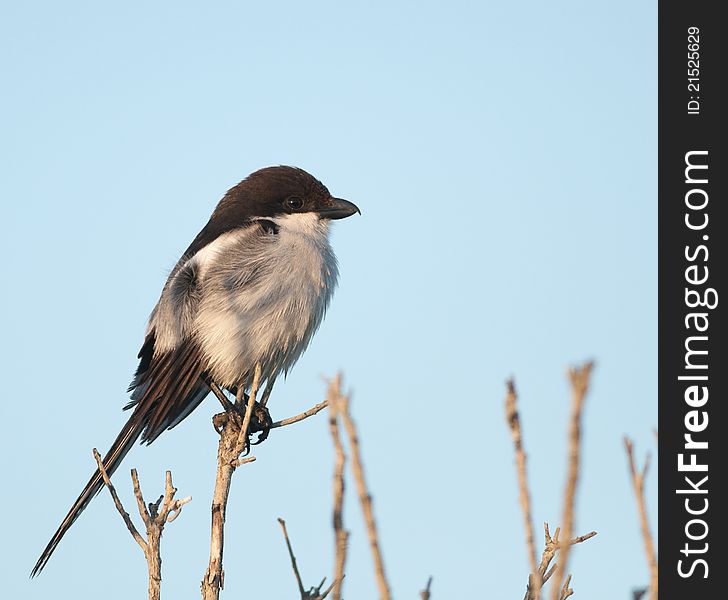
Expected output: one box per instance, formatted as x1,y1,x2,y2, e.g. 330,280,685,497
277,518,336,600
505,379,540,598
93,449,147,551
159,470,193,521
524,524,596,600
271,400,329,429
278,518,307,597
131,469,151,525
549,362,593,600
624,437,658,600
337,378,391,600
94,450,190,600
559,574,573,600
327,378,349,600
319,580,336,599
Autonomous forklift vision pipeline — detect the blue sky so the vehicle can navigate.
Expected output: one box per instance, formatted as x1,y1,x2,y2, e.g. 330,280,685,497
1,1,656,598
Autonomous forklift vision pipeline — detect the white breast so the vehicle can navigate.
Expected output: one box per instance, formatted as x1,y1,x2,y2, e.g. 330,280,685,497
193,213,339,389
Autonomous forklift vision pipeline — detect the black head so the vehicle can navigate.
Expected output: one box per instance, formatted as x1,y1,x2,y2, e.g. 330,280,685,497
225,166,359,220
184,166,359,257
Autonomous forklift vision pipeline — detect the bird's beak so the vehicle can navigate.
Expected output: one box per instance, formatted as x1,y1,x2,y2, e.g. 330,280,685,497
318,197,361,220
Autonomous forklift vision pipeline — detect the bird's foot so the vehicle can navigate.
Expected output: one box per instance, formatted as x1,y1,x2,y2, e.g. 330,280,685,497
247,401,273,446
212,411,229,433
212,401,272,448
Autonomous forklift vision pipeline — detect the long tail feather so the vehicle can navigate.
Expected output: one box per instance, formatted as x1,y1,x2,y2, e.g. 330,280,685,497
32,337,206,577
30,416,143,577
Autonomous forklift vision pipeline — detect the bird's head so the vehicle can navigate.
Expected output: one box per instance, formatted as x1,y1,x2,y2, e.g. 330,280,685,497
183,166,359,257
221,165,360,222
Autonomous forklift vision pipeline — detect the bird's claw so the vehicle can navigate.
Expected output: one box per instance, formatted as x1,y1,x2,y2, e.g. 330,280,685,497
212,401,272,449
248,402,273,446
212,412,230,434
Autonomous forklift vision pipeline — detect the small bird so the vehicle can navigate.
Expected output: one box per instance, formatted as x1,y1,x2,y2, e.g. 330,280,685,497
32,166,360,576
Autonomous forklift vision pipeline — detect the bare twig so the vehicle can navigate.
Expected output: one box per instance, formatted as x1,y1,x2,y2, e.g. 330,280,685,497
93,449,147,552
524,524,597,600
131,469,150,526
549,362,593,600
277,518,336,600
278,518,307,597
327,378,349,600
93,449,191,600
505,379,539,597
624,437,658,600
420,576,433,600
559,574,573,599
272,400,329,429
337,378,391,600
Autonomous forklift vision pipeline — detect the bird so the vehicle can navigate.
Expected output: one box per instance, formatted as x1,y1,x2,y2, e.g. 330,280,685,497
31,165,360,576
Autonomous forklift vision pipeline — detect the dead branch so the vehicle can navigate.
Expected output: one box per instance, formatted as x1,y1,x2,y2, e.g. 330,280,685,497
201,365,263,600
272,400,329,429
523,524,597,600
278,517,306,598
337,378,392,600
93,449,147,552
327,377,349,600
549,362,593,600
624,437,658,600
559,574,573,600
93,449,191,600
505,378,539,597
278,518,307,597
277,518,335,599
201,367,333,600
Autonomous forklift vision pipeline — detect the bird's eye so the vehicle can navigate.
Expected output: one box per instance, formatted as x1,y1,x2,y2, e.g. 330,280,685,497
285,196,304,211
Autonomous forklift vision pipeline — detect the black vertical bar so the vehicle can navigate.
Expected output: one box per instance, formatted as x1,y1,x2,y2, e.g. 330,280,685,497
659,1,726,598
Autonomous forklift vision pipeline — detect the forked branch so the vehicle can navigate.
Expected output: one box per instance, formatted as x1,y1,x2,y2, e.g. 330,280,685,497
93,449,191,600
523,524,597,600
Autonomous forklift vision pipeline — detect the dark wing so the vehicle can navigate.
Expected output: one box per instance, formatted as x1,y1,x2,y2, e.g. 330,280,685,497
31,332,208,577
126,330,209,443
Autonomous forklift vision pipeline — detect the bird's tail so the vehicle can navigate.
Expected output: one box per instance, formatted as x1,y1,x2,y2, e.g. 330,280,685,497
30,417,143,577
